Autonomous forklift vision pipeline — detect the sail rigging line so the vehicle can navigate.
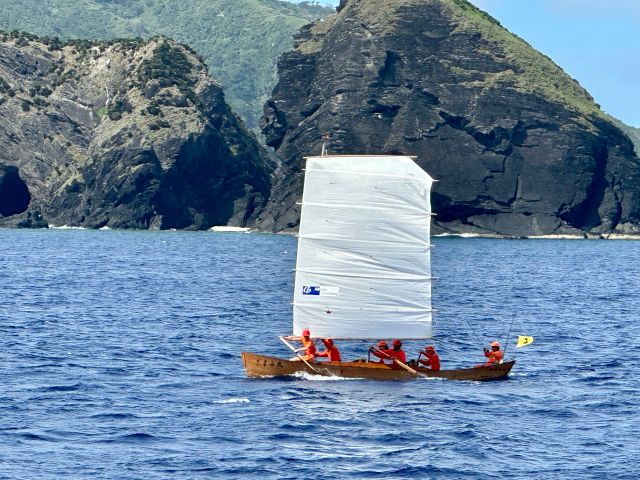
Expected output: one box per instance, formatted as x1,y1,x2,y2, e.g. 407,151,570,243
463,316,484,348
503,313,517,359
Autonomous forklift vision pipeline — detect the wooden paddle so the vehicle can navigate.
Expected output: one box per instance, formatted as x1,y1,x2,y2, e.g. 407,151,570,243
372,347,427,378
393,358,421,375
279,336,322,375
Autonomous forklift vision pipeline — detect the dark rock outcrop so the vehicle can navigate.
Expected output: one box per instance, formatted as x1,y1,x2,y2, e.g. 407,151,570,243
257,0,640,237
0,33,273,229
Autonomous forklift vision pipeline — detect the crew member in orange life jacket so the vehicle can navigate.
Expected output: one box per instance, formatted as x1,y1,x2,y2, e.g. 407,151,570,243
388,339,407,363
370,340,394,364
316,338,341,362
475,341,504,367
418,345,441,371
371,339,406,364
288,328,316,362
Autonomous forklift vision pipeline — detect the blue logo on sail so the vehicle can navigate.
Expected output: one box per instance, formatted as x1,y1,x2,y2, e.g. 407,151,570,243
302,285,340,296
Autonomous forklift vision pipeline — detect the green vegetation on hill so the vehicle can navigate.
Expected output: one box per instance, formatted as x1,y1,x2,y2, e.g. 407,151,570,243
606,115,640,155
444,0,601,121
0,0,333,129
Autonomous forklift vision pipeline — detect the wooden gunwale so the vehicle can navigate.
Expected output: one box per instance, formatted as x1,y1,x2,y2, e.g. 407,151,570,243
242,352,515,381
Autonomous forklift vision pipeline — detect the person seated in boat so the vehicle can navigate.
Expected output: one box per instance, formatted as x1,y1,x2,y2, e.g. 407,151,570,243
418,345,440,371
316,338,341,362
389,339,407,363
371,339,406,364
287,328,317,362
370,340,395,365
475,341,503,367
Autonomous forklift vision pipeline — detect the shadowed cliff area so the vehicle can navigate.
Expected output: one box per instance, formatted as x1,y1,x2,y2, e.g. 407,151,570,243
0,33,273,229
257,0,640,237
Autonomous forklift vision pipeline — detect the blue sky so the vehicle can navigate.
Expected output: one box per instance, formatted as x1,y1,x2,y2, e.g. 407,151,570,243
469,0,640,127
293,0,639,126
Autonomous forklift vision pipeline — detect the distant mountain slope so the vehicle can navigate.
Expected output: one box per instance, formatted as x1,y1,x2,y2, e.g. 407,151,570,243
0,32,273,229
607,116,640,155
0,0,334,129
257,0,640,237
625,126,640,153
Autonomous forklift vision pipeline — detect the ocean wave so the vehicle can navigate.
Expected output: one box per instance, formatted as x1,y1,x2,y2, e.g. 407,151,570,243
99,433,159,443
40,383,82,392
214,398,250,404
88,412,138,419
16,432,57,442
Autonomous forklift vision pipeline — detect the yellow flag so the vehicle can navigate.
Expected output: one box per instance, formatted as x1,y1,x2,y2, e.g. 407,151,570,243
516,336,534,348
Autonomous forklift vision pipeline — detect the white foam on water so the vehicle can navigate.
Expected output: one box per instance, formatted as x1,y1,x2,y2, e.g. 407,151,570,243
210,226,251,233
291,371,359,381
526,234,582,240
48,225,86,230
605,234,640,240
433,232,480,238
416,375,445,381
215,398,250,404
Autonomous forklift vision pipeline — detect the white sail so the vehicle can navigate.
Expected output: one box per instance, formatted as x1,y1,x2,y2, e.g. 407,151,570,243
293,155,434,339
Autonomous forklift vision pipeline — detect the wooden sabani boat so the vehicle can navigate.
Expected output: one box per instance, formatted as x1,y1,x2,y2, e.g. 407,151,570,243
242,155,522,382
242,352,516,381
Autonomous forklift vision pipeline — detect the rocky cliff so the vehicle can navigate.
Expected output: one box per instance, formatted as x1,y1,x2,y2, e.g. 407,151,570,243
0,0,334,130
0,33,273,229
258,0,640,237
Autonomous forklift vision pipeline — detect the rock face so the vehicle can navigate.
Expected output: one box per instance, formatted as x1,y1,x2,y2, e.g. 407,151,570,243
0,0,334,130
0,33,273,229
258,0,640,236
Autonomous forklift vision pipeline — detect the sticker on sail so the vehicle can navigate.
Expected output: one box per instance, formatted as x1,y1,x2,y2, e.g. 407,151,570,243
302,285,340,296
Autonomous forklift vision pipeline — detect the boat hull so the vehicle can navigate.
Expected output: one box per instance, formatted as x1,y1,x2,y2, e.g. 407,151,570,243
241,352,515,381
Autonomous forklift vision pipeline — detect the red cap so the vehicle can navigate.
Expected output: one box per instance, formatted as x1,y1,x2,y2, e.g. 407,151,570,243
392,339,402,346
302,329,310,337
377,340,388,347
425,345,435,352
491,341,500,348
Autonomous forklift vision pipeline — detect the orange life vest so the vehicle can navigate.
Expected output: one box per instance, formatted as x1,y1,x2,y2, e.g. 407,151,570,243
297,336,316,361
388,349,407,363
484,349,503,365
419,352,441,371
372,348,395,364
317,346,341,362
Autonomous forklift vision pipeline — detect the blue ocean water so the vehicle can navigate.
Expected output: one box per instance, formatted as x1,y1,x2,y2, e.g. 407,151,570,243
1,229,639,479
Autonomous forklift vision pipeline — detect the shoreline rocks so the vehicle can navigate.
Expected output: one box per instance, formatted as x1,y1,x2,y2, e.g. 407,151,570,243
0,33,273,230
